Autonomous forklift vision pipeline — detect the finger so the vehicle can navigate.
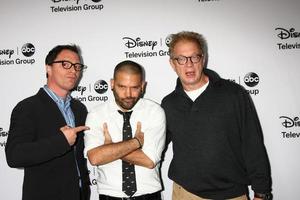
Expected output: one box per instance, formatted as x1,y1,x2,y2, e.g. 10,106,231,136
103,122,108,135
60,125,70,131
136,121,142,132
74,126,90,133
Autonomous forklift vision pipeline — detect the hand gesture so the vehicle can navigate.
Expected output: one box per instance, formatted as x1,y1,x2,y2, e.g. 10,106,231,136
60,125,90,146
134,122,144,147
103,122,112,144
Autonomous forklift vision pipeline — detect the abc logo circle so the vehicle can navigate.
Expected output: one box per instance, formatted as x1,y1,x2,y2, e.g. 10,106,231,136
94,80,108,94
21,43,35,57
91,0,101,2
244,72,259,87
165,35,172,47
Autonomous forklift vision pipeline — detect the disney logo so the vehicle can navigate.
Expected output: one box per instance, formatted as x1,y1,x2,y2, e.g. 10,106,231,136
0,49,14,58
279,116,300,128
52,0,96,4
123,37,158,50
0,128,9,137
72,85,87,95
275,28,300,40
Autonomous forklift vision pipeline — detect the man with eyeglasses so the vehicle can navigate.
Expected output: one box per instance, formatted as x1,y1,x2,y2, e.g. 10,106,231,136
161,31,272,200
5,44,91,200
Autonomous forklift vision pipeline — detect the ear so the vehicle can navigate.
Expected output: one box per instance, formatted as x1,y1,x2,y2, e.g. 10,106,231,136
169,58,176,72
46,65,52,75
141,81,146,91
141,81,147,97
201,56,206,66
110,78,114,90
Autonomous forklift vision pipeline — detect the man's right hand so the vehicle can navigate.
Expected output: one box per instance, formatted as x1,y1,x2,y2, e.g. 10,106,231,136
60,125,90,146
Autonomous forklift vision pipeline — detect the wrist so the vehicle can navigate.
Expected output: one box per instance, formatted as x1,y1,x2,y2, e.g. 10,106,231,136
133,137,142,149
254,192,272,200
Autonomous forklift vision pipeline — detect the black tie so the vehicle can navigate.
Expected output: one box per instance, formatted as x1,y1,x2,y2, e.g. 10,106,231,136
118,110,137,197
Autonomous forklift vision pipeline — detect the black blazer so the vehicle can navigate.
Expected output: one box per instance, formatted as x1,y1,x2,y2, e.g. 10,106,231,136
5,88,90,200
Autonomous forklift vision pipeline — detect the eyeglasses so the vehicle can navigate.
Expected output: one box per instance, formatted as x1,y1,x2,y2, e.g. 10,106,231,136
50,60,87,71
173,54,203,65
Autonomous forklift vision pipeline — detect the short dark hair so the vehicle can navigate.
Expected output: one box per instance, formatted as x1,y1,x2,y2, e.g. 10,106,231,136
45,44,81,65
113,60,145,81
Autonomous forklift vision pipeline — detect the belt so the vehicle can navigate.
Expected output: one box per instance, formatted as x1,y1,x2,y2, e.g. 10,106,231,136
99,192,161,200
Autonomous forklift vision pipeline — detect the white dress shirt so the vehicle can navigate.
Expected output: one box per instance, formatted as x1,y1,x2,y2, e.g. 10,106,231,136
84,98,166,197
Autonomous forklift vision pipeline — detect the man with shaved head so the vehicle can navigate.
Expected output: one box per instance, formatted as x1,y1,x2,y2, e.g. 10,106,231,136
84,60,166,200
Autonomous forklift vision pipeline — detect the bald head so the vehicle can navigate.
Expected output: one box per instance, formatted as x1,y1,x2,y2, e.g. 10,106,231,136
113,60,145,81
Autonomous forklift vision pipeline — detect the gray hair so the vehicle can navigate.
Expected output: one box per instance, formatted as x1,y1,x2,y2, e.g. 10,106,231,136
168,31,208,67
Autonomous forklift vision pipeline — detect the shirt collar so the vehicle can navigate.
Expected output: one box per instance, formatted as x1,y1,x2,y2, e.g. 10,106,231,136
43,85,72,107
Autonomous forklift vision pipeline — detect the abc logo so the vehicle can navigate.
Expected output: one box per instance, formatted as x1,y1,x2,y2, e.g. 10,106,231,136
91,0,101,2
21,43,35,57
244,72,259,87
94,80,108,94
165,35,172,47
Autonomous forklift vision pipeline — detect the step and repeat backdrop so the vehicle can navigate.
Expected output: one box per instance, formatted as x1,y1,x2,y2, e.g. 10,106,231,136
1,0,299,199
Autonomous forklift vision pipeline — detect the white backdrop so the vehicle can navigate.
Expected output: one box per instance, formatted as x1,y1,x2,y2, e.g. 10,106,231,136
1,0,300,199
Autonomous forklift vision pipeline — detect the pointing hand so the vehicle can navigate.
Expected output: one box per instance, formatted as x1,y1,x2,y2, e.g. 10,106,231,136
60,125,90,146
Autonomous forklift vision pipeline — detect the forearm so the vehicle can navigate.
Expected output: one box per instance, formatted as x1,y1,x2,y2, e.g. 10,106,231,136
87,138,140,166
6,102,72,168
122,149,155,169
240,91,272,193
6,133,70,168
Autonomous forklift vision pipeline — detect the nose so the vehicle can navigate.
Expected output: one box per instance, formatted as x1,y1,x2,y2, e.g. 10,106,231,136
186,57,193,67
125,88,132,97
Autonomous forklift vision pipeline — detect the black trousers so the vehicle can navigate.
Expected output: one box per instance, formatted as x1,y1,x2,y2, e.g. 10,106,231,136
99,191,161,200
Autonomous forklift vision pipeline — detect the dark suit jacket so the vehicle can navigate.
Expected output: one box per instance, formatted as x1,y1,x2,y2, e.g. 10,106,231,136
5,88,90,200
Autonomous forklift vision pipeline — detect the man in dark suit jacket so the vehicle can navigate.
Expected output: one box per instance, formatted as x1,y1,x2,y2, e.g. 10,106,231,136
5,44,91,200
